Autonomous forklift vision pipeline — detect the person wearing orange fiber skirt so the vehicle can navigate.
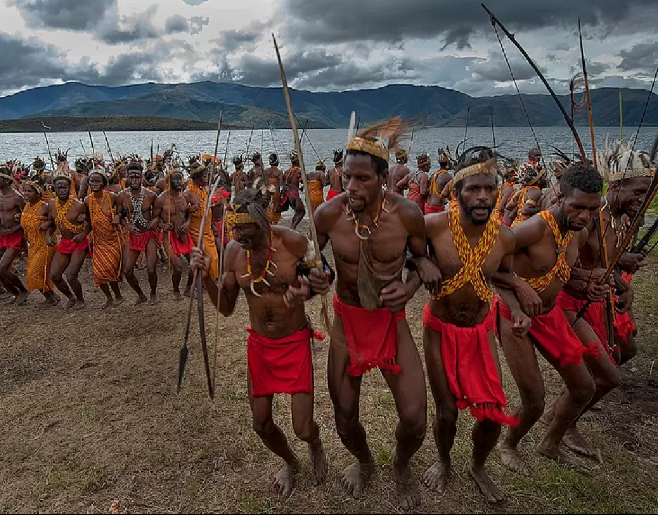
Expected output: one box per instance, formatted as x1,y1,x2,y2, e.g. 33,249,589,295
307,161,327,213
85,169,124,309
191,187,332,498
153,170,194,300
424,148,452,215
311,119,441,511
20,178,58,305
493,164,609,476
422,147,528,503
397,152,430,213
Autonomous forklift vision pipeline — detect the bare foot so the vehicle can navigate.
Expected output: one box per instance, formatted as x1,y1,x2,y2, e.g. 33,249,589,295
537,441,591,475
468,464,505,503
134,295,148,306
173,291,182,301
183,288,191,298
15,290,29,306
40,297,56,306
393,456,421,511
74,300,86,310
341,461,373,499
52,292,61,304
272,463,297,497
563,425,598,460
102,298,114,310
113,296,124,307
149,295,159,306
423,460,449,495
309,441,328,486
64,297,77,310
499,441,529,476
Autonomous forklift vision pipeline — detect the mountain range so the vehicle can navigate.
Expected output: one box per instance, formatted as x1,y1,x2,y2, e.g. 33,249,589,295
0,81,656,130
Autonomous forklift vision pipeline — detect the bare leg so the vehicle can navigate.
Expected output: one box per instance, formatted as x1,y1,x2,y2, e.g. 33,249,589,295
291,391,327,486
423,326,456,496
381,320,426,511
164,234,184,300
146,238,158,304
41,290,57,306
65,249,87,308
499,315,546,476
290,196,305,231
122,247,147,304
99,284,113,309
50,252,76,309
248,377,299,497
184,269,192,297
0,248,28,304
110,282,123,305
470,419,504,503
328,317,373,500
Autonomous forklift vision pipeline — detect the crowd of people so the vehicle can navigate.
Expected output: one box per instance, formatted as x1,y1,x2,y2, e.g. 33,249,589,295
0,121,653,509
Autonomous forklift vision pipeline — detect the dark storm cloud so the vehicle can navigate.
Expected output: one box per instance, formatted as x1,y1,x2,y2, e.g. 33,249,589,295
165,14,190,35
98,5,160,45
190,16,210,35
618,42,658,73
10,0,113,31
471,55,540,83
214,25,265,53
281,0,658,48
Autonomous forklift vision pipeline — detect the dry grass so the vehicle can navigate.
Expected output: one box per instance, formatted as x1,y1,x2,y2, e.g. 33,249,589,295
1,231,658,514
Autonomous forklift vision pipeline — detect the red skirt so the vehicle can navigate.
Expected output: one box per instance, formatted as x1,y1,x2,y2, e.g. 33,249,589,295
499,300,599,366
247,327,314,397
56,236,89,255
0,231,23,251
555,290,612,358
129,230,157,252
424,303,518,426
333,294,403,376
167,231,193,257
424,204,444,215
327,188,340,201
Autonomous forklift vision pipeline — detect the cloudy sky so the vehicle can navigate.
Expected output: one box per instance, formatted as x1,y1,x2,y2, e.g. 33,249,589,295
1,0,657,98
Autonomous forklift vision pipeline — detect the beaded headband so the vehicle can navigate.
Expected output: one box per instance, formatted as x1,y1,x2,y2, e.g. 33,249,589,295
453,158,498,185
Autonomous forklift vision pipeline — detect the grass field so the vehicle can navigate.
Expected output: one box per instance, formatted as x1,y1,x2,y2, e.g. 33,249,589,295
1,231,657,514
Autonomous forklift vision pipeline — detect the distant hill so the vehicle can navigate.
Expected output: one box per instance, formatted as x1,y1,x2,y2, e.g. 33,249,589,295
0,81,656,128
0,116,245,133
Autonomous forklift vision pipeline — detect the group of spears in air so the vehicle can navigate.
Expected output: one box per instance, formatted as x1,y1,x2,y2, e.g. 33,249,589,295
2,8,658,511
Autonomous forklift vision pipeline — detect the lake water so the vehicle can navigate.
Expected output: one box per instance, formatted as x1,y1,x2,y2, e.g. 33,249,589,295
1,126,656,170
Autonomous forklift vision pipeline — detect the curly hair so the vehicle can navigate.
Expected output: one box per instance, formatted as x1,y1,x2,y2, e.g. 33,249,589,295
560,163,603,196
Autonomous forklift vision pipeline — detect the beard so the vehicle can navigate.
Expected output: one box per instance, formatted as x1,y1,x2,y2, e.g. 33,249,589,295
457,193,493,225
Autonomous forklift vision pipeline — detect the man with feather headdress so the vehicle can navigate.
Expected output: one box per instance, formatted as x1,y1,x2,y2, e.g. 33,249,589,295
311,117,440,510
541,143,653,460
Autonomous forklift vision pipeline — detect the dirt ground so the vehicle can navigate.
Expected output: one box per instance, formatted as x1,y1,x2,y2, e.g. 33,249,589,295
1,221,658,514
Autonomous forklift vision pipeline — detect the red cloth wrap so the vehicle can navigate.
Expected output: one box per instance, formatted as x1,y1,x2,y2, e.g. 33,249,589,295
280,189,299,205
0,231,23,251
167,231,193,257
614,272,636,344
327,188,340,201
424,204,444,214
56,235,89,255
247,327,314,397
555,290,611,356
213,220,228,246
499,300,599,366
129,230,157,252
333,294,403,376
423,303,518,426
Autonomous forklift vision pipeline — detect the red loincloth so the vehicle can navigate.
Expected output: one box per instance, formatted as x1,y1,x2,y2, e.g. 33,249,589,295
614,272,637,344
167,231,193,257
499,300,599,366
0,231,23,251
423,302,518,426
327,188,341,201
56,236,89,255
129,230,157,252
280,189,299,206
333,294,403,376
424,204,444,215
555,290,613,358
246,327,318,397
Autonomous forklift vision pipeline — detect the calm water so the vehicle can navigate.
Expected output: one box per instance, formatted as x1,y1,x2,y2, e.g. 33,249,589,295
2,126,656,170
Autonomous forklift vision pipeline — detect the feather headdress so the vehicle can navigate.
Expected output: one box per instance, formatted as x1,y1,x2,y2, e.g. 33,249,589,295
597,139,655,183
346,116,409,163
